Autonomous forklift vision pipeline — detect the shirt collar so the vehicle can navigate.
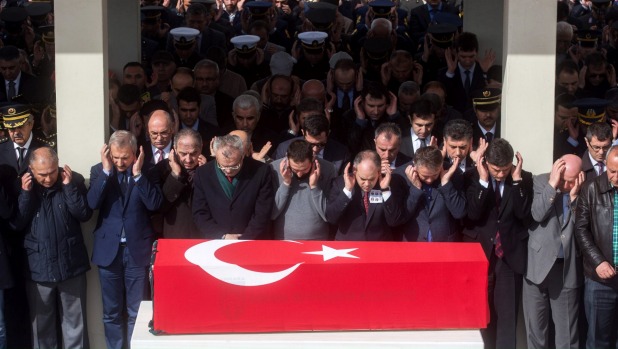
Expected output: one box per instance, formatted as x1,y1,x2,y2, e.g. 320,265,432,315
14,133,33,150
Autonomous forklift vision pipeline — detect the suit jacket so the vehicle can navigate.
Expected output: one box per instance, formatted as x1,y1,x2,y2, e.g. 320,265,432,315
0,137,46,202
553,129,585,161
396,166,466,242
462,169,533,275
182,121,223,158
274,137,350,174
400,132,433,158
87,164,163,267
192,157,274,239
325,175,407,241
581,149,601,182
526,173,583,288
0,72,53,105
439,64,486,113
152,160,200,239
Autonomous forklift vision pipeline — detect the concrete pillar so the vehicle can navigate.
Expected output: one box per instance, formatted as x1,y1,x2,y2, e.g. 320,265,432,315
501,0,557,174
54,1,140,348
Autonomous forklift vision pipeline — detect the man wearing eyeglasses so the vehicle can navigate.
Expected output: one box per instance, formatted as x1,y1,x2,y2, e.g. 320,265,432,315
582,122,613,181
143,110,175,174
193,134,274,239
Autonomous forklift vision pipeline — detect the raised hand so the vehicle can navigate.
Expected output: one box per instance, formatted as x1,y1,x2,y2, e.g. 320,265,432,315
405,165,422,189
512,151,523,181
343,162,356,191
62,165,73,185
386,91,398,116
169,149,182,178
309,159,320,189
470,137,488,164
479,48,496,73
428,135,438,148
567,117,580,140
133,146,145,176
101,144,113,172
570,170,585,203
353,96,366,120
380,162,391,190
22,172,33,191
548,158,566,189
280,158,293,186
253,141,272,162
412,61,424,85
441,157,460,186
445,47,458,74
198,155,207,167
288,110,299,136
381,62,391,86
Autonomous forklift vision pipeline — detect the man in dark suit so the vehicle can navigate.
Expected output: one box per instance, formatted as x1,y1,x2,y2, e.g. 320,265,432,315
176,86,222,157
400,99,436,158
469,87,502,149
524,155,584,349
439,32,491,113
328,58,362,140
462,138,532,349
553,93,585,161
193,59,235,131
0,105,45,349
180,3,227,56
443,119,475,173
0,46,52,106
398,146,466,242
326,150,407,241
581,121,612,182
274,114,350,174
192,134,274,239
0,176,13,349
374,122,412,169
154,129,206,239
142,110,175,174
87,131,162,349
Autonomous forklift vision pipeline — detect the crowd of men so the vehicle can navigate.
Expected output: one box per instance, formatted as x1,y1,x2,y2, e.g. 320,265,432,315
3,0,618,348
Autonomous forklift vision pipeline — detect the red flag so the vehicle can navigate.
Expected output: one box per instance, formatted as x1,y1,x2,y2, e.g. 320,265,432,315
152,239,489,334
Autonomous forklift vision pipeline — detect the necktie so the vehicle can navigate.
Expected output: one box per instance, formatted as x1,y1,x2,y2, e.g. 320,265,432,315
363,191,369,216
155,149,164,164
119,171,128,198
342,92,351,111
485,132,493,143
597,162,605,176
418,138,426,149
464,70,471,95
423,184,433,241
226,175,233,183
7,80,15,100
493,180,504,258
16,147,25,169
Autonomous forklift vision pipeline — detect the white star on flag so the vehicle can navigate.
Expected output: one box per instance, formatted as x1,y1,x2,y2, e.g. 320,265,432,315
303,245,359,261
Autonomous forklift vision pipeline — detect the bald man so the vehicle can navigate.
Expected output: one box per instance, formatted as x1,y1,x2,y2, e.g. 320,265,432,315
144,110,175,172
302,80,326,105
524,154,585,349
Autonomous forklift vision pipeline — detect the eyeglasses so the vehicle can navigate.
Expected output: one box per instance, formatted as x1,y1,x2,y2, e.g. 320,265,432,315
590,144,611,152
307,140,327,149
217,161,242,172
149,131,171,139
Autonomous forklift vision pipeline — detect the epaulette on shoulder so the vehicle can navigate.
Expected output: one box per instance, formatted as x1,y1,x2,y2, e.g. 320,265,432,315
36,136,55,148
0,136,8,144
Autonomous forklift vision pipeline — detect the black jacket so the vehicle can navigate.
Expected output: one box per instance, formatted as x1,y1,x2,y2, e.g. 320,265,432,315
14,170,92,282
575,172,618,289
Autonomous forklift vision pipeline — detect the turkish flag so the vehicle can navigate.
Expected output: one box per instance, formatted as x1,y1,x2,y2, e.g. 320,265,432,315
152,240,489,334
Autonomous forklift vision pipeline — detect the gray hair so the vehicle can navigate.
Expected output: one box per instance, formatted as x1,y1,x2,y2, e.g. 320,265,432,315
29,146,58,166
398,81,420,97
353,150,381,169
109,130,138,154
370,18,392,32
557,21,573,39
194,59,219,75
174,128,203,149
374,122,402,139
213,134,244,154
233,94,262,115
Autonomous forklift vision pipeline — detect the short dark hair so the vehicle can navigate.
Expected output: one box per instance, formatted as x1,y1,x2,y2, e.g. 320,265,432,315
585,52,607,69
410,99,435,120
423,81,446,94
117,84,142,105
187,3,209,16
443,119,473,141
554,93,576,111
177,86,202,106
0,46,19,61
586,122,612,142
123,61,145,73
303,114,330,137
286,139,314,163
420,93,442,113
413,146,443,170
485,138,514,167
556,59,579,76
140,99,170,118
297,97,324,115
454,32,479,53
362,81,389,102
375,122,401,139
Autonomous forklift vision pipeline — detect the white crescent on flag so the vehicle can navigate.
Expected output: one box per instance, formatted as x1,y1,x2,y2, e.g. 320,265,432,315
184,240,303,287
